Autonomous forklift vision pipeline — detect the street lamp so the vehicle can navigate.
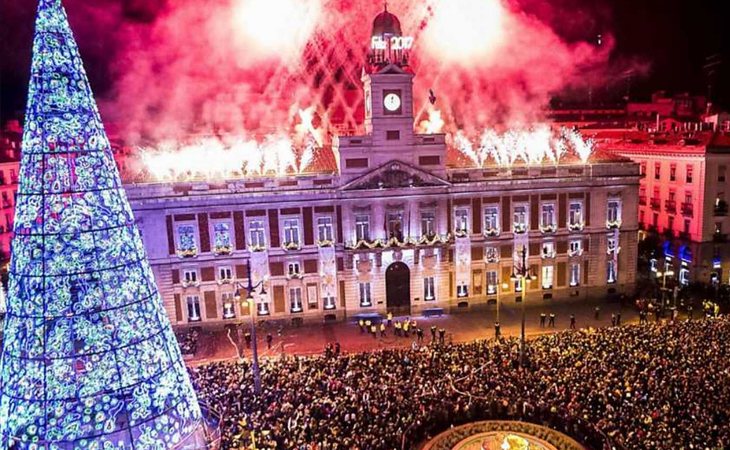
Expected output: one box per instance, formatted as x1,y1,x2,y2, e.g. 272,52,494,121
510,246,537,368
496,282,509,338
233,262,267,396
656,269,674,317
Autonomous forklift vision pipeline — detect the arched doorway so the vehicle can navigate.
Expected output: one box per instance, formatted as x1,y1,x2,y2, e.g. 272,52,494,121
386,262,411,314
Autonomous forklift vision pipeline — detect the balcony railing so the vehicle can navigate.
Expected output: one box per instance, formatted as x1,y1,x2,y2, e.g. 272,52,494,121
714,201,728,216
638,195,647,206
650,198,661,210
664,199,676,213
680,202,693,217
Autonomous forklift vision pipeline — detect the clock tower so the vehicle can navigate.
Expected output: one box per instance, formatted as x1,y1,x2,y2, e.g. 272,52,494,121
333,6,446,181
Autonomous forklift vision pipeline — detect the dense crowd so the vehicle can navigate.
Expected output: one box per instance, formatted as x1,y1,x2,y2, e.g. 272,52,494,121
176,328,200,355
190,318,730,450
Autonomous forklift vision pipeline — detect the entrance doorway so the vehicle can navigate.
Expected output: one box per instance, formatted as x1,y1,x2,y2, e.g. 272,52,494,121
386,262,411,314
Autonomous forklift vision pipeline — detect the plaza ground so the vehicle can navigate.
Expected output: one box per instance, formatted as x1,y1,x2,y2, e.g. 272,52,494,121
183,295,691,365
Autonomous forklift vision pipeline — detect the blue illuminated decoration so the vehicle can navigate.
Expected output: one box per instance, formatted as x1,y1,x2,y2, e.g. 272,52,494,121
0,1,203,448
663,240,673,257
679,245,692,263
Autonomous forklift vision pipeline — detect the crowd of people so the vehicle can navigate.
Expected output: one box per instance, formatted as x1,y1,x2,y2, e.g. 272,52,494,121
189,317,730,450
176,327,201,356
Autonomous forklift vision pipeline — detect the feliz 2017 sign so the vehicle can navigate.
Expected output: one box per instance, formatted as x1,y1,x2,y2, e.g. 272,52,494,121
371,35,414,51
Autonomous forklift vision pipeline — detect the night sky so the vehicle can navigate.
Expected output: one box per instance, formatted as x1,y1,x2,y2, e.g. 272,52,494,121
1,0,728,123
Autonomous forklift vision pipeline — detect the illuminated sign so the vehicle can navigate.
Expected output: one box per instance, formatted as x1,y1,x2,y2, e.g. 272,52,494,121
371,35,414,51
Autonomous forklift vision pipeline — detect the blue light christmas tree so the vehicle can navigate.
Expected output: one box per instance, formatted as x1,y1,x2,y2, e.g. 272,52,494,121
0,0,205,448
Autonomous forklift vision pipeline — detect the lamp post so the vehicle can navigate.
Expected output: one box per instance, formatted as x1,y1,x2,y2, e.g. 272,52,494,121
657,269,674,317
496,282,509,338
234,262,267,396
510,246,537,368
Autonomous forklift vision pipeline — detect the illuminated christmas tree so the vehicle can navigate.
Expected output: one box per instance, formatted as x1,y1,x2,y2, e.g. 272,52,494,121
0,0,205,448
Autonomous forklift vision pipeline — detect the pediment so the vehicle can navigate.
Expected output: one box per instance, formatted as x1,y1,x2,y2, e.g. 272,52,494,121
375,63,410,75
341,160,450,191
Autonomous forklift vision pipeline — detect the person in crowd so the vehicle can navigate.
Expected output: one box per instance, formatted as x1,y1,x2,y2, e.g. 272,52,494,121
438,327,446,344
395,320,402,337
570,314,576,330
548,313,556,328
380,322,386,338
358,319,365,333
430,325,437,341
266,333,273,350
387,312,393,327
540,312,546,328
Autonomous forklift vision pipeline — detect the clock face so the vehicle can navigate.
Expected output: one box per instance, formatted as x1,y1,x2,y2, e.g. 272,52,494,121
383,93,401,112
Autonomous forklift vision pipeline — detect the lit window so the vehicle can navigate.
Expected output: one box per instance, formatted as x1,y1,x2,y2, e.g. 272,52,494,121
222,292,236,319
183,269,198,284
569,240,582,256
355,215,370,241
483,206,499,235
607,200,621,227
186,295,201,322
607,236,618,254
323,295,336,310
542,266,554,289
176,224,198,256
249,220,266,248
421,212,436,237
387,212,403,241
359,282,372,307
485,246,499,263
283,218,300,247
570,263,580,287
542,241,555,258
454,208,469,234
257,301,270,316
317,217,333,242
218,266,232,282
287,262,301,277
423,277,435,301
290,288,303,313
213,222,232,254
486,271,498,295
568,202,583,229
540,204,556,231
513,205,527,233
607,260,617,284
456,283,469,298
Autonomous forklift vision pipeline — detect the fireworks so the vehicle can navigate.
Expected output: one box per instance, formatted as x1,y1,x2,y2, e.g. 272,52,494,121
454,126,594,168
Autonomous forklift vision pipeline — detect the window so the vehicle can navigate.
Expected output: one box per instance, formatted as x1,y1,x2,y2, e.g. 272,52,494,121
542,266,554,289
287,262,301,277
186,295,201,322
514,278,522,293
355,215,370,241
607,260,617,284
484,206,499,234
569,240,582,256
670,164,676,181
387,212,403,241
386,130,400,140
686,165,693,183
568,202,583,228
456,283,468,298
423,277,435,301
653,213,659,227
640,162,646,176
570,263,580,287
359,282,372,307
283,218,300,247
183,269,198,284
513,205,527,233
249,220,266,248
421,212,435,237
541,241,555,258
323,295,336,310
213,223,232,254
485,246,499,263
667,216,674,231
222,292,236,319
454,208,469,234
317,217,333,242
257,301,270,316
218,266,232,282
654,162,661,180
176,224,197,256
607,200,621,225
290,288,303,313
679,268,690,285
486,271,498,295
540,204,556,230
9,169,16,183
607,236,618,253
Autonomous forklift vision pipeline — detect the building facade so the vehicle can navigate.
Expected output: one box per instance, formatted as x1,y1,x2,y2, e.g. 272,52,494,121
0,120,21,263
603,131,730,285
123,9,641,327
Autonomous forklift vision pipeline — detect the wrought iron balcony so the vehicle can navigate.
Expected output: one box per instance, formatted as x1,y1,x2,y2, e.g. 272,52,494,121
664,199,676,213
650,198,661,210
680,202,693,217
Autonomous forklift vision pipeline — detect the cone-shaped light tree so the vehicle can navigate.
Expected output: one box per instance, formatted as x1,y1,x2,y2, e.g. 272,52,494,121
0,0,205,448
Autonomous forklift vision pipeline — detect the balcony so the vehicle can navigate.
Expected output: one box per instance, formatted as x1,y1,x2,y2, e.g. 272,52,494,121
639,195,647,206
713,232,727,243
714,200,728,216
650,198,661,211
680,203,693,217
664,199,676,213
